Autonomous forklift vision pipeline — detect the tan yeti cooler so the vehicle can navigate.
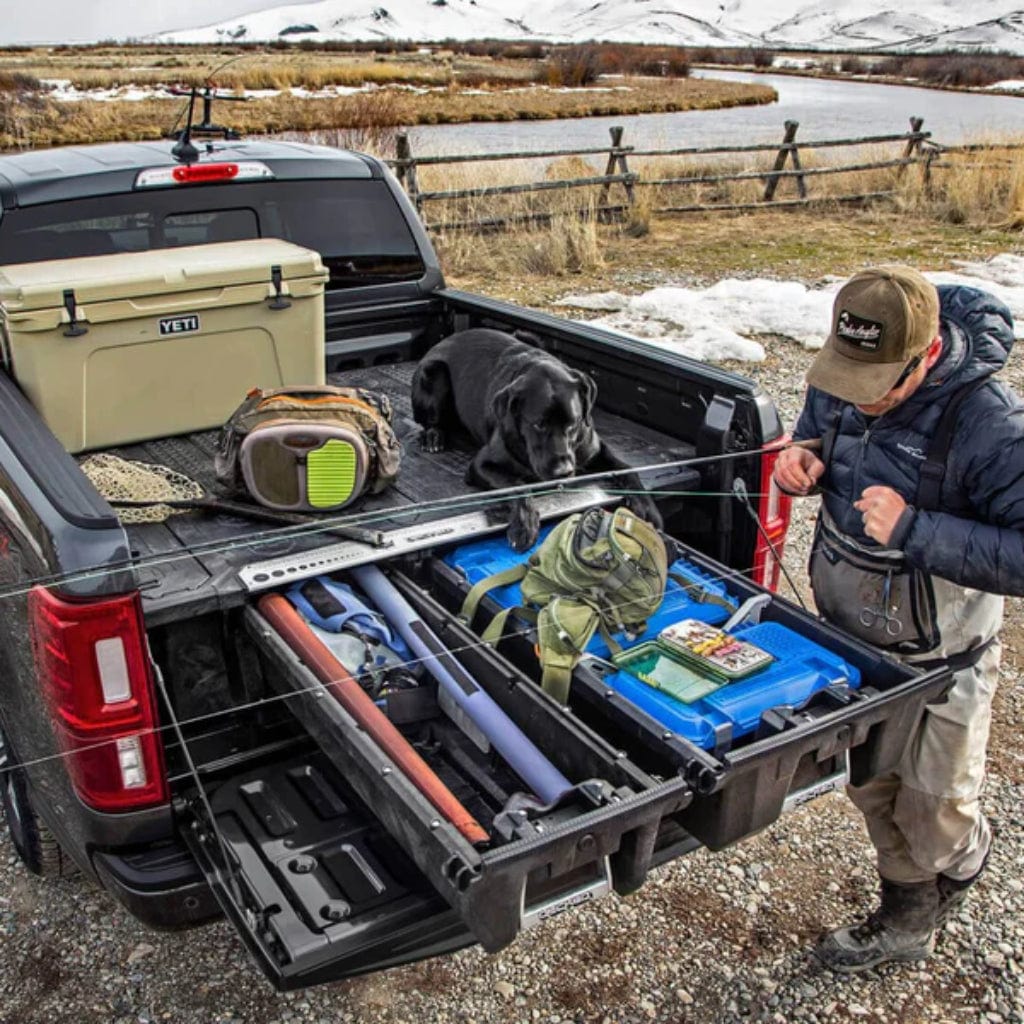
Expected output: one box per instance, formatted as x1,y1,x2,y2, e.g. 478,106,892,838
0,239,328,452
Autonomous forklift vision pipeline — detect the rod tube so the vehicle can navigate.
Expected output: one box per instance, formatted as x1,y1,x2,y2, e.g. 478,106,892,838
257,593,489,846
351,565,572,805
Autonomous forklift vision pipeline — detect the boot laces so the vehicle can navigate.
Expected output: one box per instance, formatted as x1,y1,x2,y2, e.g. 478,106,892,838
851,910,887,944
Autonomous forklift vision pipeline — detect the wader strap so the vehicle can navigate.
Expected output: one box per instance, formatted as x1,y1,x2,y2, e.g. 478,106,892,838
819,409,843,476
911,636,996,675
459,563,529,626
915,379,989,512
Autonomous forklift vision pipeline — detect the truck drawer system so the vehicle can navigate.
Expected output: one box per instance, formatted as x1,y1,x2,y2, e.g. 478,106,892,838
175,510,950,989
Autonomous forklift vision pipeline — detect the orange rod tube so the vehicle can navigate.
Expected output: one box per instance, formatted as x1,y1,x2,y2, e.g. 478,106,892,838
257,593,489,846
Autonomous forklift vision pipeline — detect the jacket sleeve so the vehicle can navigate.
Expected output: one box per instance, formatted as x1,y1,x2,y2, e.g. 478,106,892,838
902,392,1024,596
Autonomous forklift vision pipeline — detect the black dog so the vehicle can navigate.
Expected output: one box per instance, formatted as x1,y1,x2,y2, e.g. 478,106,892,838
410,328,663,550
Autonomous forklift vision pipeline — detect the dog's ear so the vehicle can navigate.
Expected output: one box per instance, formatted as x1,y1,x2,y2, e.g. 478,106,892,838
572,370,598,423
491,380,523,435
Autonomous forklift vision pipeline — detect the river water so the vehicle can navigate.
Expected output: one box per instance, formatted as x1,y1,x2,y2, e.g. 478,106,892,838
408,69,1024,156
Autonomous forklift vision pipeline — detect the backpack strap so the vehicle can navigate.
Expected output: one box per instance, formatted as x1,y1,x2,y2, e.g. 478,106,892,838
536,597,602,704
915,379,989,512
479,605,536,646
667,572,737,613
458,563,530,626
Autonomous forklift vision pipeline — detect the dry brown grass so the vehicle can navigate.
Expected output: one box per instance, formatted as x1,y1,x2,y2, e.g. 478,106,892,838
896,144,1024,227
417,137,1024,287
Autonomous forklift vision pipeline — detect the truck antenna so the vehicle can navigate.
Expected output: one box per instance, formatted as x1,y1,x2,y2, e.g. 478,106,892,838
167,55,250,164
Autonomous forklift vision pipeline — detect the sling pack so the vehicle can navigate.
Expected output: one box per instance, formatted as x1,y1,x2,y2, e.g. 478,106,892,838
810,377,990,656
215,385,401,512
458,506,674,704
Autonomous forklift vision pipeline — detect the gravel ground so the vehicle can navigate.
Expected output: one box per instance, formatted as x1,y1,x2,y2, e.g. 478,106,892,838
1,334,1022,1024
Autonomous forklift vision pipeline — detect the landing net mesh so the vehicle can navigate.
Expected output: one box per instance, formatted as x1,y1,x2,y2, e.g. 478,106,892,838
79,453,205,523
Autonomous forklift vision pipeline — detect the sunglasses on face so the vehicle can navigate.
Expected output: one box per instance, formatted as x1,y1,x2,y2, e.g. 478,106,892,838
890,352,924,391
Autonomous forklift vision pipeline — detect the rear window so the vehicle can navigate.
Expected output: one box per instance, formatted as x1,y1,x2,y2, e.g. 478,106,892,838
0,179,426,290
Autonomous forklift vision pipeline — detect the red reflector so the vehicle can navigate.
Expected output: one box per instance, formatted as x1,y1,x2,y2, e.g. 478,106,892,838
753,438,794,592
172,162,239,183
28,588,168,813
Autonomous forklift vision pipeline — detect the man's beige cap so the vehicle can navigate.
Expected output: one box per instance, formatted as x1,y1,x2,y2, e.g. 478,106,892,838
806,265,940,404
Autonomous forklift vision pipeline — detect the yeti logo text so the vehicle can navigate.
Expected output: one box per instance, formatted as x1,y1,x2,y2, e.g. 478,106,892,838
159,314,200,336
837,310,884,351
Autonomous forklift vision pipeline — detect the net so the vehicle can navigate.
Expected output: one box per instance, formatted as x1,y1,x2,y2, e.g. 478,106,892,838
79,453,204,524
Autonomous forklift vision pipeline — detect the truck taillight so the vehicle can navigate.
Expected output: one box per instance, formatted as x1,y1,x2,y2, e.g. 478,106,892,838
28,587,168,812
752,439,794,592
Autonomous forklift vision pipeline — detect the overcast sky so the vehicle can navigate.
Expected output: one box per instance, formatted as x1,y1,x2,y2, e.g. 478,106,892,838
1,1,301,44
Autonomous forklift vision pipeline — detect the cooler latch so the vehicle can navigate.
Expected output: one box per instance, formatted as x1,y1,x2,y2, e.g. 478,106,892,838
268,265,291,310
62,289,88,337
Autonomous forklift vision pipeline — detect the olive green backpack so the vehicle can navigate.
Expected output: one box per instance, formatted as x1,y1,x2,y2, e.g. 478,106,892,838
459,506,670,704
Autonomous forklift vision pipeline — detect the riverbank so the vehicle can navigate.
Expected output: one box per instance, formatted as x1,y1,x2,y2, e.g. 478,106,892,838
0,44,776,149
696,57,1024,99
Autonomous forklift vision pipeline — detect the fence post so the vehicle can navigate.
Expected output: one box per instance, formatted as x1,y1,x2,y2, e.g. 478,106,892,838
599,126,635,217
921,144,938,196
395,132,422,212
763,120,801,202
897,116,925,181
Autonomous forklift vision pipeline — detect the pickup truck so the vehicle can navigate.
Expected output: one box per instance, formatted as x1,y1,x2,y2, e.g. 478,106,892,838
0,131,951,990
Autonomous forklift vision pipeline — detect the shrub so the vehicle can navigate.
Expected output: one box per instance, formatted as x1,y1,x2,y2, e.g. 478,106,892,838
544,46,601,87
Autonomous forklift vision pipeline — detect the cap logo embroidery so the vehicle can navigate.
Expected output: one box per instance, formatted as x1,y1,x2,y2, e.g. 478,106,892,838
837,309,884,350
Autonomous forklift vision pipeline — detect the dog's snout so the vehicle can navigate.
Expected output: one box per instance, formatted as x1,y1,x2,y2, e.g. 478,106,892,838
549,457,576,479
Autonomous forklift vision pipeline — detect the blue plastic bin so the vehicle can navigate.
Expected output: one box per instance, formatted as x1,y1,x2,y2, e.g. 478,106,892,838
441,528,736,657
599,621,862,750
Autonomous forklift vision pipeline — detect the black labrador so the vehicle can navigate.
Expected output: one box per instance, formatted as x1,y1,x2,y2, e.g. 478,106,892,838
410,328,663,550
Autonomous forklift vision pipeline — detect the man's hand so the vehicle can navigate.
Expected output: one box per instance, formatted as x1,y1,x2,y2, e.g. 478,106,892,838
774,445,825,496
854,485,907,546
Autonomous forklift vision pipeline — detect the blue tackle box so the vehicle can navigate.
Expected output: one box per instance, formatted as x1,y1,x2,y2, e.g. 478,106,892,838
593,621,862,751
439,529,863,753
440,526,736,656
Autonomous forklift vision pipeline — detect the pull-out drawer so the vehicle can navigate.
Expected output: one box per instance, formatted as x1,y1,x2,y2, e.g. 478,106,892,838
183,568,690,988
429,538,952,851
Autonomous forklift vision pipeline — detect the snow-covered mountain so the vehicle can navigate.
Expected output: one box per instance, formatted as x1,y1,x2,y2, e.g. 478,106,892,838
157,0,1024,55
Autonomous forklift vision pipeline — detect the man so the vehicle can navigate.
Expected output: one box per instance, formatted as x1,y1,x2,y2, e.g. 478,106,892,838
774,265,1024,973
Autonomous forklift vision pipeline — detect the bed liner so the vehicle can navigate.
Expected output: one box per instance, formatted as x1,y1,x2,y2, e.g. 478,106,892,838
91,362,699,623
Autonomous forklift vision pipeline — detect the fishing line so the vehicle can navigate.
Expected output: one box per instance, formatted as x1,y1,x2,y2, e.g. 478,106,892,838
0,437,813,601
0,556,772,780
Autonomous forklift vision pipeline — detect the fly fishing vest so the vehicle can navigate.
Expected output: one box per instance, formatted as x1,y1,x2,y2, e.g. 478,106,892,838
459,506,670,704
215,385,401,512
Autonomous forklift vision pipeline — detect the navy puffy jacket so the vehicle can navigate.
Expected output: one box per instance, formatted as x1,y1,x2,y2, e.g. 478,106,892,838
793,284,1024,596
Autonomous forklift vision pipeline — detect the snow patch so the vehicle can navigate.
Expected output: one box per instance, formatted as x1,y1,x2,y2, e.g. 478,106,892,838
556,255,1024,364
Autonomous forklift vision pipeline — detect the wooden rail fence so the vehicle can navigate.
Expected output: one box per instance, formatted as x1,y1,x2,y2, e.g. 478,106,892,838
387,117,939,232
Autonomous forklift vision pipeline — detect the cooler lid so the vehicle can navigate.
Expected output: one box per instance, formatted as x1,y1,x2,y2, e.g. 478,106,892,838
0,238,327,313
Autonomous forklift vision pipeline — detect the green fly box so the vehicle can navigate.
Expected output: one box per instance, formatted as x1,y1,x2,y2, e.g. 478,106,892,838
611,642,725,705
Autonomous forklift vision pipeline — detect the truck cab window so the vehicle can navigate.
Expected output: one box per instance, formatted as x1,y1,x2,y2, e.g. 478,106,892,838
0,179,425,289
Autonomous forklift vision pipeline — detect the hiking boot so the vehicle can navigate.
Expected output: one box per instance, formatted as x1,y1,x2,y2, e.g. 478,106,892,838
813,878,938,973
936,854,988,929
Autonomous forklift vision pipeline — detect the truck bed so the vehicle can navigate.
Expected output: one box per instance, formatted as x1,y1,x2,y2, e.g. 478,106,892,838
91,361,698,624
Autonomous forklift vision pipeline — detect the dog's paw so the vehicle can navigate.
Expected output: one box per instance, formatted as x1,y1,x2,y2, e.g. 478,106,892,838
625,494,663,530
420,427,447,454
507,501,541,552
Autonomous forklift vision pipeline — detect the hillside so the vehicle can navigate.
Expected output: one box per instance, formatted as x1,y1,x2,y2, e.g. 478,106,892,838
157,0,1024,55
